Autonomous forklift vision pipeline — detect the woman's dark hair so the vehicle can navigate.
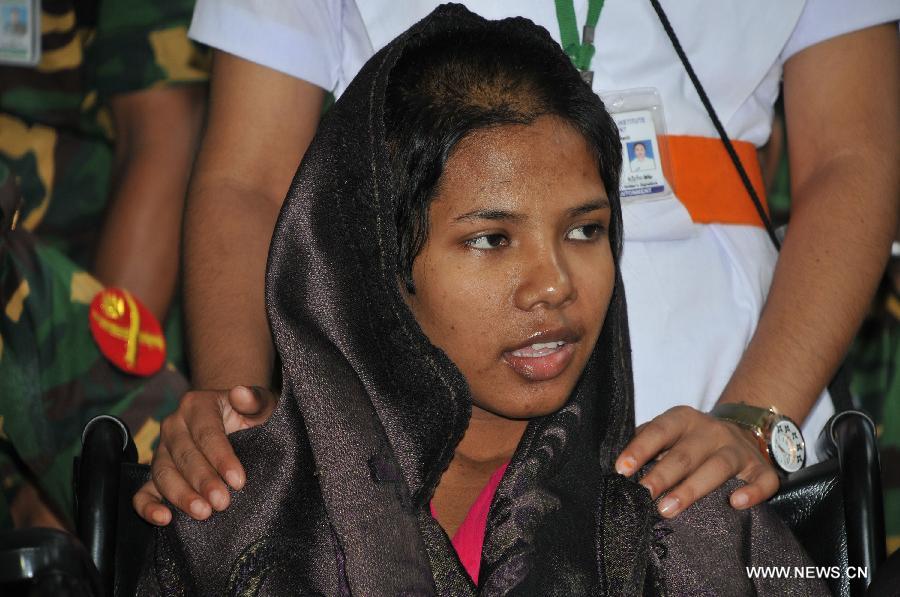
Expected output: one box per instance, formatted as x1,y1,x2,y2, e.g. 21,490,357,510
384,20,622,293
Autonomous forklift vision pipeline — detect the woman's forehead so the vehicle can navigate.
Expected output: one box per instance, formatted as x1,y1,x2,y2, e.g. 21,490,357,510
432,117,606,218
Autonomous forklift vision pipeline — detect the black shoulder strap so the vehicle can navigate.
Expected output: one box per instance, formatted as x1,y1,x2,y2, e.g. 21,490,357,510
648,0,856,413
648,0,781,250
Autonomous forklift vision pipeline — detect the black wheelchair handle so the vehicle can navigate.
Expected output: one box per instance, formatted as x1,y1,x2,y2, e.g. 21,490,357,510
816,410,885,594
75,415,139,596
80,415,136,460
815,410,875,462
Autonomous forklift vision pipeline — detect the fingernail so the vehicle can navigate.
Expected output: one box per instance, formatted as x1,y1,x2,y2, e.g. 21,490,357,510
189,500,210,519
731,493,749,508
616,456,637,476
151,509,169,525
210,489,227,510
658,496,680,517
225,470,243,489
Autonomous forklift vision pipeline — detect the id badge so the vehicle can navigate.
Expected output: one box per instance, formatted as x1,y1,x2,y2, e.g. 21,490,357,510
600,88,671,202
0,0,40,66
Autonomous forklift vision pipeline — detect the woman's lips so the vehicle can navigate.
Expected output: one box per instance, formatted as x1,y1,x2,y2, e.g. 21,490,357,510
502,341,577,381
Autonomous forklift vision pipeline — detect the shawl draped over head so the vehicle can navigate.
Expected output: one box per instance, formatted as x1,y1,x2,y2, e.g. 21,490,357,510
141,5,829,596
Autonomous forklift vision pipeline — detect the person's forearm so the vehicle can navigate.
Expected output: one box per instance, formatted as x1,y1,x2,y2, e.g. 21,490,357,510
94,146,194,319
178,51,327,389
718,24,900,423
94,86,205,320
182,182,281,388
718,153,898,422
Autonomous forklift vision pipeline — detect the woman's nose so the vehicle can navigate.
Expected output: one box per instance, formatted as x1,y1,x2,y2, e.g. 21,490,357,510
513,247,576,311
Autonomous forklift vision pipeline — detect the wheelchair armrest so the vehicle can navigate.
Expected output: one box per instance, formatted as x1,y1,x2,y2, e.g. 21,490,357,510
769,458,849,597
0,527,101,596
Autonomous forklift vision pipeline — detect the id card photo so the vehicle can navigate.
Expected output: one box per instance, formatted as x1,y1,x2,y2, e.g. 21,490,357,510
614,109,667,200
0,0,39,66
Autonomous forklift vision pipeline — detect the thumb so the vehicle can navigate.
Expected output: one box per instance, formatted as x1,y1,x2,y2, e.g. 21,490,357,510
227,385,277,420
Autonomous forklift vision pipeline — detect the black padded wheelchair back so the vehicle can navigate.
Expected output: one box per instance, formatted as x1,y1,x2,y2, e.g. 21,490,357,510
0,411,896,596
769,411,888,596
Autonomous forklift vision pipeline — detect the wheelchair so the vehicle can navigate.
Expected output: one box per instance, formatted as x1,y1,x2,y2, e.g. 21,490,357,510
0,411,897,596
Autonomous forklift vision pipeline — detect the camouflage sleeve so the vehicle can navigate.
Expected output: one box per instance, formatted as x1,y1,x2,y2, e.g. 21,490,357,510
0,227,188,528
89,0,209,98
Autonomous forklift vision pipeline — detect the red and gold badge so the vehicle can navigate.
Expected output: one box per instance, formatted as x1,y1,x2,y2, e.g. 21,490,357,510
88,288,166,376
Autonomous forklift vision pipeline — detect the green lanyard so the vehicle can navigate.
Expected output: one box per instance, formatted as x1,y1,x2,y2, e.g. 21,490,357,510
554,0,605,84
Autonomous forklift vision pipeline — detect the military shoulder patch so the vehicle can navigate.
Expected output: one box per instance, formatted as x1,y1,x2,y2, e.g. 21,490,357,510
88,288,165,376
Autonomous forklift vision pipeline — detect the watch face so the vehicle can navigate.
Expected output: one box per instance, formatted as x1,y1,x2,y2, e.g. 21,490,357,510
770,419,806,473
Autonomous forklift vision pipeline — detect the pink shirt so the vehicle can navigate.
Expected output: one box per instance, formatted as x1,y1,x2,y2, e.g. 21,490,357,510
431,463,508,585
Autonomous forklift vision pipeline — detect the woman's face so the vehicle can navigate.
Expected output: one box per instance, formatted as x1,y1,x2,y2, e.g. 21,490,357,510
405,115,614,420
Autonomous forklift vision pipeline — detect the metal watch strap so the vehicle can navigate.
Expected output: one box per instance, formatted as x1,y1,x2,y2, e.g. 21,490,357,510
710,404,806,474
709,403,773,432
709,404,774,468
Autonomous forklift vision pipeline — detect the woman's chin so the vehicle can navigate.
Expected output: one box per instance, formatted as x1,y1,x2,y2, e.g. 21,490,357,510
464,344,594,420
471,375,580,421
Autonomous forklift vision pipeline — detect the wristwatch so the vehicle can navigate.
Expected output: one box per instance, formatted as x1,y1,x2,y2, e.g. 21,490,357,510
710,404,806,474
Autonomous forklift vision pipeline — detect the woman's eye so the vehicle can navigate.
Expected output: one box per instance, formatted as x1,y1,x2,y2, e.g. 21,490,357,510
465,234,508,249
566,224,605,241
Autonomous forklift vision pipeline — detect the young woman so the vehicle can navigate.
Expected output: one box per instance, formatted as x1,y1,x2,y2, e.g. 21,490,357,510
139,7,825,595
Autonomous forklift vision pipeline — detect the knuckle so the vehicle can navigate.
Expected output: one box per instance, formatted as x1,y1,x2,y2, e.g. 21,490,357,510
160,416,176,436
199,477,224,497
152,463,176,489
172,446,199,473
642,419,667,438
137,480,155,496
669,449,693,472
743,462,770,482
194,425,223,451
628,441,656,464
759,467,781,489
674,483,696,505
151,445,173,468
647,464,675,489
182,391,215,414
668,405,695,421
210,454,234,475
712,451,739,476
132,491,145,509
716,420,741,440
717,443,741,464
640,473,659,495
733,441,762,464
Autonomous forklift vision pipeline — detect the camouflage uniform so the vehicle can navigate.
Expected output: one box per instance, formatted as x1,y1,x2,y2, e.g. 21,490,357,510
0,0,207,528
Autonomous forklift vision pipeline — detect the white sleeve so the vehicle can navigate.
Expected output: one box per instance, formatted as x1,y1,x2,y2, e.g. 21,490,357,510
188,0,344,91
782,0,899,62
